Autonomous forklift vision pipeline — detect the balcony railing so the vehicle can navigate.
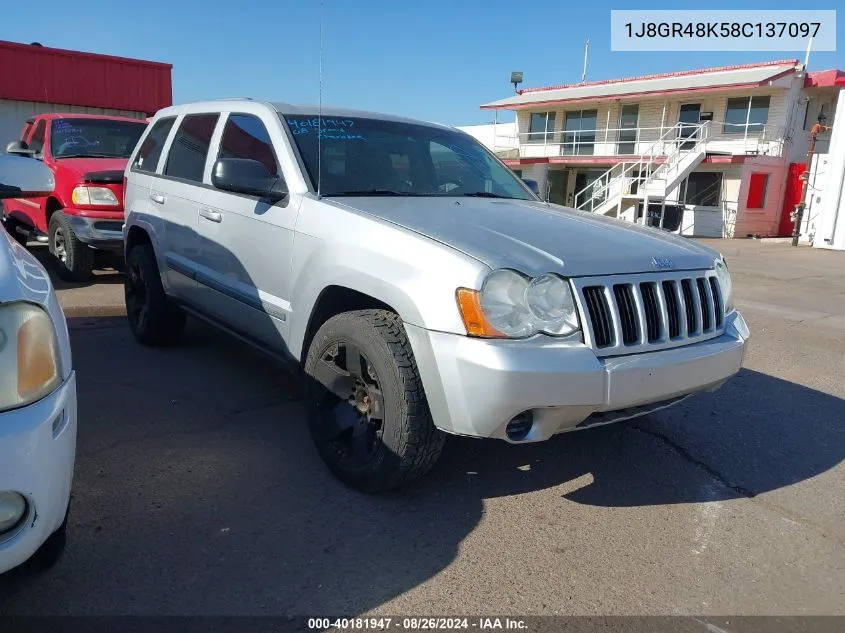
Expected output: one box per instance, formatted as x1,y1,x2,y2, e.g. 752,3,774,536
493,121,785,159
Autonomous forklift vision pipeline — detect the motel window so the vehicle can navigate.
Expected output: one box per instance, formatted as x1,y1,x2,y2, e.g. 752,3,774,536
680,172,723,207
746,173,770,209
528,112,556,142
723,96,770,134
563,109,598,155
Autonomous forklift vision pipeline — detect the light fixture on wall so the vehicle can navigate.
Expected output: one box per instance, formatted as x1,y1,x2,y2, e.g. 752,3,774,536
510,71,523,95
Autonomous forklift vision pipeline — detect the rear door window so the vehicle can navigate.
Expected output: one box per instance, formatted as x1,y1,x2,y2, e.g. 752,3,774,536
164,114,220,183
133,117,175,173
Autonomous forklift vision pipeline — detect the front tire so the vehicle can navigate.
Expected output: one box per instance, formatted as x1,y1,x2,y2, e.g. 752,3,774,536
1,204,29,247
303,309,444,493
124,244,185,346
49,212,94,282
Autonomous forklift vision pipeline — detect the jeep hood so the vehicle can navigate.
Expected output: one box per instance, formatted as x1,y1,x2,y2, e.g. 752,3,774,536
330,197,718,277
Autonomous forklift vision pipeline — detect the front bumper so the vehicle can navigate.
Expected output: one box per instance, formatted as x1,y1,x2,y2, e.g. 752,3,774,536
406,312,749,442
65,209,124,249
0,372,77,574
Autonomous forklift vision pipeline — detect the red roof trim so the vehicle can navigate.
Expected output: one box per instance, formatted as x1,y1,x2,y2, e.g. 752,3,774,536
30,113,146,123
805,69,845,88
0,39,171,69
482,81,765,110
519,59,798,95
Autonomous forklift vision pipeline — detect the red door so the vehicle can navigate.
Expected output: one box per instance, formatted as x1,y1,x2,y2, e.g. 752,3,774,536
779,162,806,237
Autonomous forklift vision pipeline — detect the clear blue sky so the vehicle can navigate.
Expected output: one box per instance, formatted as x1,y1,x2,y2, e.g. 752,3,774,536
2,0,843,125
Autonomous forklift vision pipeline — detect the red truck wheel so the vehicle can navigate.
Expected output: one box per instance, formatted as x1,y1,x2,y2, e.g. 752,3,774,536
49,212,94,282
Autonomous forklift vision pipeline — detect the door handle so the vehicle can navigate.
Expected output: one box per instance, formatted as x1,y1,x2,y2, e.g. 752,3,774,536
149,193,166,204
199,208,223,223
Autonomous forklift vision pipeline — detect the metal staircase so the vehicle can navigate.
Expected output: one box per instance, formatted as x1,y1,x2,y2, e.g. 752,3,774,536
575,122,710,220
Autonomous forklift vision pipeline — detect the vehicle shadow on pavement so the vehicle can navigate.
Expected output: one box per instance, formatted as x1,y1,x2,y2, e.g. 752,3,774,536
0,314,841,615
27,242,124,290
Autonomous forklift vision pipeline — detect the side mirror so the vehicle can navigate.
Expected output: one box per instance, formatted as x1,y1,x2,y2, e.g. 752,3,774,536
522,178,540,195
5,140,36,158
0,155,55,199
211,158,287,201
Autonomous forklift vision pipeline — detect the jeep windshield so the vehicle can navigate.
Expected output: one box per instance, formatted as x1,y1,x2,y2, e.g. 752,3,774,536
282,114,535,200
51,118,147,159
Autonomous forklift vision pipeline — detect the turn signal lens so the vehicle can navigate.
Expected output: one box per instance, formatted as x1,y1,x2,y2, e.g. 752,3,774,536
0,303,61,412
17,312,60,401
456,288,505,338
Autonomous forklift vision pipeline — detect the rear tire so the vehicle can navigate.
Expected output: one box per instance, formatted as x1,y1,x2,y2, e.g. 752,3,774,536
303,309,444,493
124,244,185,346
49,212,94,282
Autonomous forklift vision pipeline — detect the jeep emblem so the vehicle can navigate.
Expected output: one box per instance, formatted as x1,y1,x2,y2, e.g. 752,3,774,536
651,257,675,269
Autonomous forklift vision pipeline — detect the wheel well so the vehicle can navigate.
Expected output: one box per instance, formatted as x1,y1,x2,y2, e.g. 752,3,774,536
125,226,152,256
302,286,396,356
46,197,62,221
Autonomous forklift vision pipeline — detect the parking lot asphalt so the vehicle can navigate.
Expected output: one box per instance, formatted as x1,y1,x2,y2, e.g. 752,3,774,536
0,239,843,616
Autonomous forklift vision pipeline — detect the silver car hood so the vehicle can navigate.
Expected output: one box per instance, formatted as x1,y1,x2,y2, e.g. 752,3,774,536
330,197,718,277
0,231,53,306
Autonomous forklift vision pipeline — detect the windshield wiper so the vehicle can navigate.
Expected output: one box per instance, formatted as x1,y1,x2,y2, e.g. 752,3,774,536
460,191,516,199
328,189,417,197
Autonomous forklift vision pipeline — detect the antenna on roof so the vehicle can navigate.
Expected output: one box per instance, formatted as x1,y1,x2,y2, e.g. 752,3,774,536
804,35,814,69
317,0,325,198
581,38,589,82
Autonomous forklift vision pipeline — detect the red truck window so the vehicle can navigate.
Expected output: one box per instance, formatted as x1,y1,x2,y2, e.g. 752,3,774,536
28,120,46,154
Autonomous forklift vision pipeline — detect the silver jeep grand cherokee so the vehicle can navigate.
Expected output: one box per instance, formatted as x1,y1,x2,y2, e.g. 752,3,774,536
122,99,749,492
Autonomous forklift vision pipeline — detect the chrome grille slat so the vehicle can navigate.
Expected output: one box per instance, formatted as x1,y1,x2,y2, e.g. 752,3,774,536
661,280,680,339
630,283,649,345
697,277,712,332
709,277,723,327
613,284,639,345
574,271,725,357
640,282,662,343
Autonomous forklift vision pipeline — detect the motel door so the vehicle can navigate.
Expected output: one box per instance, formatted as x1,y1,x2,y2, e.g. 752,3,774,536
678,104,701,150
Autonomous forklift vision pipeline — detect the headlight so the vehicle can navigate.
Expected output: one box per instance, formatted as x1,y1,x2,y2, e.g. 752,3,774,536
0,303,62,413
71,185,119,206
714,257,734,314
457,269,581,339
525,273,580,335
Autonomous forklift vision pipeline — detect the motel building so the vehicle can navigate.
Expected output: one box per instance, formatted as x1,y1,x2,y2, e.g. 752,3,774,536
473,60,843,238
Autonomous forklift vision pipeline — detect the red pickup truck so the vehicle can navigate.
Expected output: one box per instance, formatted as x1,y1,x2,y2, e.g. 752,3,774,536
2,113,147,280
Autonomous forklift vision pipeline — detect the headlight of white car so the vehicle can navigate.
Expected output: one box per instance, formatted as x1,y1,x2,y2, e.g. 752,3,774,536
0,303,62,413
457,269,581,339
714,257,734,314
71,185,119,206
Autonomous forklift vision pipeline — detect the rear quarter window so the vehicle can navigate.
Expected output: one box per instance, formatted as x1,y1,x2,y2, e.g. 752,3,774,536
133,117,175,173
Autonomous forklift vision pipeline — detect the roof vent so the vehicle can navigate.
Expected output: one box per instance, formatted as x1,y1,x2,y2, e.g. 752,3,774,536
30,42,43,47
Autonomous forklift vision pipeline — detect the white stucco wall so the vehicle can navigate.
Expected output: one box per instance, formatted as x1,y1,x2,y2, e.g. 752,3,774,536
811,90,845,250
